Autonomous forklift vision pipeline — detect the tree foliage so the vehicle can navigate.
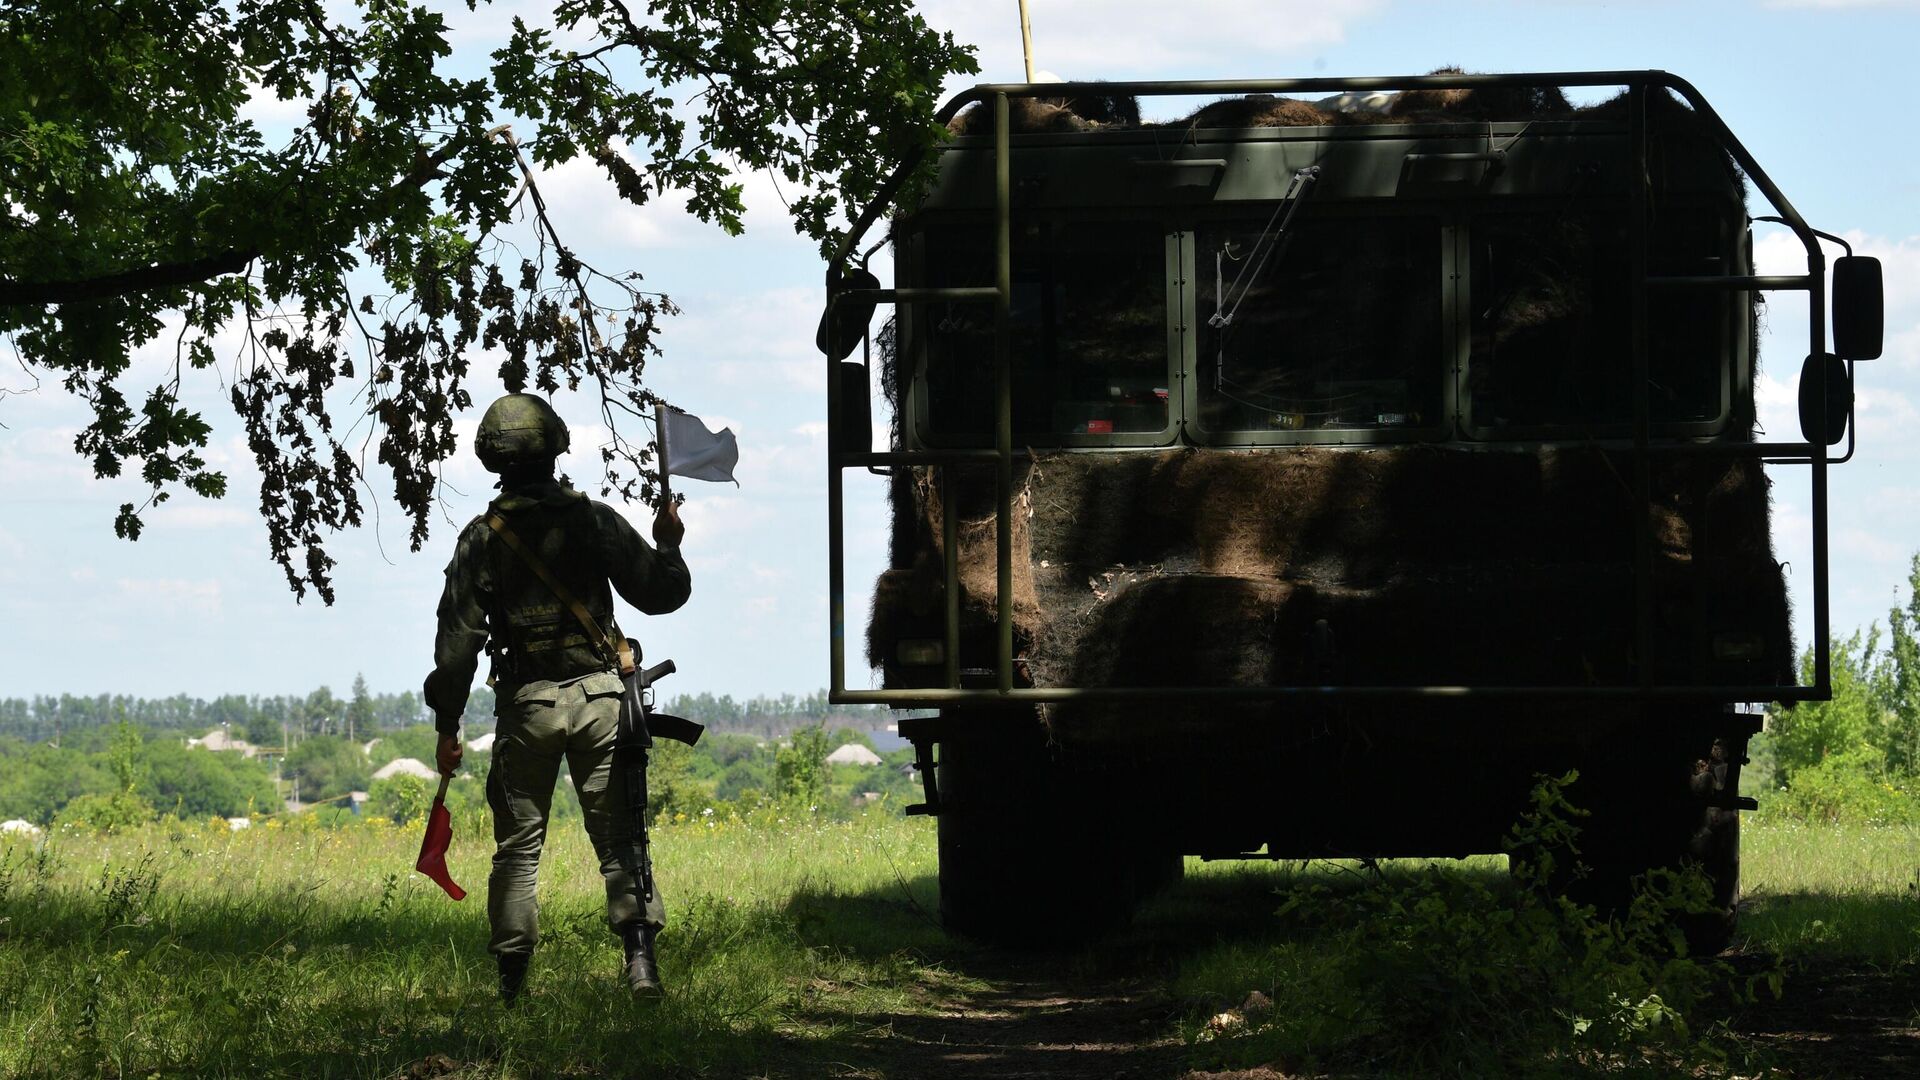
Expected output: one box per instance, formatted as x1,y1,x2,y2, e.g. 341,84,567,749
1763,558,1920,823
0,0,976,601
283,733,371,800
773,723,828,806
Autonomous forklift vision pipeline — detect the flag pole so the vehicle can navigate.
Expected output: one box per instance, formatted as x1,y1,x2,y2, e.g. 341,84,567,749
655,403,672,504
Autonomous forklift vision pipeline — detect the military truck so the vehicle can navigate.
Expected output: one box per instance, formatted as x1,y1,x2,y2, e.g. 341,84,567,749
817,72,1883,946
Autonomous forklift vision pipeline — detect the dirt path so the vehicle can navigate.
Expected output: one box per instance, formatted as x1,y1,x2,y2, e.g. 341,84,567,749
840,957,1918,1080
1734,960,1920,1080
857,963,1187,1080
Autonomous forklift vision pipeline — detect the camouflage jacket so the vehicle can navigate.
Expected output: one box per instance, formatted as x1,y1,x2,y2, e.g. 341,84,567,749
423,479,691,733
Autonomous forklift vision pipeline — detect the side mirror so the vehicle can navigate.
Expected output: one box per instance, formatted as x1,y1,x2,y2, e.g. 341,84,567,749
817,267,881,361
1797,352,1851,447
1832,255,1883,360
837,361,873,454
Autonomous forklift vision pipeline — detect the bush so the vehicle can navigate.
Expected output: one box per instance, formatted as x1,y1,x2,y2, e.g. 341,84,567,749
365,774,432,824
54,791,156,833
1765,745,1920,825
1184,774,1772,1077
140,741,277,818
774,726,829,807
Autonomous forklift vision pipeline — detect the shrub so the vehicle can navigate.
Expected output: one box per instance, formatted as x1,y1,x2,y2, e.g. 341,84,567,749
1185,774,1772,1076
366,775,431,824
1765,745,1920,826
54,791,156,833
774,726,829,807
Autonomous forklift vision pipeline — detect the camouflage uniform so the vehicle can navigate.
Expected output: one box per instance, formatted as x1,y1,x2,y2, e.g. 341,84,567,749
423,477,690,962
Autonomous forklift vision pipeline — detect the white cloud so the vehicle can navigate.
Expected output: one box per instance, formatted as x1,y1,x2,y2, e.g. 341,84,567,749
920,0,1384,87
664,287,823,395
152,502,257,530
1838,526,1908,566
530,147,809,255
239,82,312,132
1855,384,1920,439
116,576,223,617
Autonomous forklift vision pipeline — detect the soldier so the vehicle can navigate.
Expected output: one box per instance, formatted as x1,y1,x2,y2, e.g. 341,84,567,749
424,393,690,1004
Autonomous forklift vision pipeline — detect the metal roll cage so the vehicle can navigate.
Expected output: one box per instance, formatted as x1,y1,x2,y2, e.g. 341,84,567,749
824,70,1844,708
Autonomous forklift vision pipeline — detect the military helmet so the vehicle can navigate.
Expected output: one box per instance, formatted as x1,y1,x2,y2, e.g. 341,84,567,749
475,393,570,471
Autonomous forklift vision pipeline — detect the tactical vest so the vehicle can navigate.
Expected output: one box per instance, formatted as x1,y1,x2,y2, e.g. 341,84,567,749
484,491,622,684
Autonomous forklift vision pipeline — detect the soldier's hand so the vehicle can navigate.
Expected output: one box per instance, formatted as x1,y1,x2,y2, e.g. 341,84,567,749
437,733,464,777
654,498,685,550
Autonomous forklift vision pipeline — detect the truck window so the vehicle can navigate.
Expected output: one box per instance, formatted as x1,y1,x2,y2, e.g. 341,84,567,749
919,219,1169,439
1468,212,1728,432
1195,215,1442,435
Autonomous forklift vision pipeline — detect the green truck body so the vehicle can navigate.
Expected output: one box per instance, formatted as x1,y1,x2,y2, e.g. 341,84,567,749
819,73,1879,944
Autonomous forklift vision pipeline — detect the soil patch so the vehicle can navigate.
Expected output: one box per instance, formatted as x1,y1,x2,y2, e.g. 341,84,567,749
858,959,1185,1080
1733,958,1920,1079
843,953,1916,1080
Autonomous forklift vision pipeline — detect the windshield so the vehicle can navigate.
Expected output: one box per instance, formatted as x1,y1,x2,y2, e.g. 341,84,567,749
919,219,1169,439
1468,211,1729,430
1195,215,1442,434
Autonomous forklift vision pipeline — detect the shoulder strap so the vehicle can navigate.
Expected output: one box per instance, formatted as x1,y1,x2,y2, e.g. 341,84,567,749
486,511,637,676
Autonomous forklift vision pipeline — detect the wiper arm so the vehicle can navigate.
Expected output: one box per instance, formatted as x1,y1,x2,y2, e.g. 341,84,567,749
1209,165,1322,330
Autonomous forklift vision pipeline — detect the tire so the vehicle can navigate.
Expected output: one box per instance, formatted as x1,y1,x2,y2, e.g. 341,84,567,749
932,713,1140,947
1574,729,1745,956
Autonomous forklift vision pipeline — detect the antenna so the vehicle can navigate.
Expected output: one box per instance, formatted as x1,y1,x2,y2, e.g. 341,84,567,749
1018,0,1035,82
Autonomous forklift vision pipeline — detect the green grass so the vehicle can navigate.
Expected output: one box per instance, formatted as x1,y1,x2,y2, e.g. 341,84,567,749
1738,818,1920,966
1,811,1913,1078
0,805,953,1079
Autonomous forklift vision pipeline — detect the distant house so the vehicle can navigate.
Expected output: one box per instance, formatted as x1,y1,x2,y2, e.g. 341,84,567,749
187,728,258,758
466,732,497,753
825,743,882,767
373,757,438,781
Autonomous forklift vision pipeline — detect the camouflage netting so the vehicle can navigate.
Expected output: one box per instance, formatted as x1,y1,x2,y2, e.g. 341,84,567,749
873,449,1789,694
947,69,1708,137
868,74,1785,746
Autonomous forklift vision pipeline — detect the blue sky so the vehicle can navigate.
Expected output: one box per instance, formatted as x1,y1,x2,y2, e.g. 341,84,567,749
3,0,1917,701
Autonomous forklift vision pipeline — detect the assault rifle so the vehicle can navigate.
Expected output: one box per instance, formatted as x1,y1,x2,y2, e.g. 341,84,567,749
617,642,703,903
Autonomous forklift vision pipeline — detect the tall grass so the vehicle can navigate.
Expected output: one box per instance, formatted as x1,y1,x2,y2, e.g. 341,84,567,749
0,806,944,1079
1,809,1911,1078
1739,819,1920,966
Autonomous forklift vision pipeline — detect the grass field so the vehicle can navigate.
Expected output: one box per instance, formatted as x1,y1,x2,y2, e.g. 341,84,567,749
1,808,1914,1078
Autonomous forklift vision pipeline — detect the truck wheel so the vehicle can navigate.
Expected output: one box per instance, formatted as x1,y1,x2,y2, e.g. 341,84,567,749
1573,732,1744,956
932,718,1138,946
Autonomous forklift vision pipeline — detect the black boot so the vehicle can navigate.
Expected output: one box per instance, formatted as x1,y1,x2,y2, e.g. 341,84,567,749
620,924,663,997
498,953,530,1006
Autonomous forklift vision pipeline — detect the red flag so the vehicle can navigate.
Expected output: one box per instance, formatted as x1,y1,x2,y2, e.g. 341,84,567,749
415,775,466,900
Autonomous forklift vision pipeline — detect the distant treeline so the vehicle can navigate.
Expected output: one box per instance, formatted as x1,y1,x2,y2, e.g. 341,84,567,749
0,679,481,747
661,691,901,739
0,682,900,745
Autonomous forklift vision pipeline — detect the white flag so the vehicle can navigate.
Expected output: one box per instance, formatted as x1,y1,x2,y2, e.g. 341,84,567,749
661,407,739,484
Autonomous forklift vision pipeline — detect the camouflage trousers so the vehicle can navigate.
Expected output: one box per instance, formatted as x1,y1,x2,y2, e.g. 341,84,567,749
486,670,664,959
